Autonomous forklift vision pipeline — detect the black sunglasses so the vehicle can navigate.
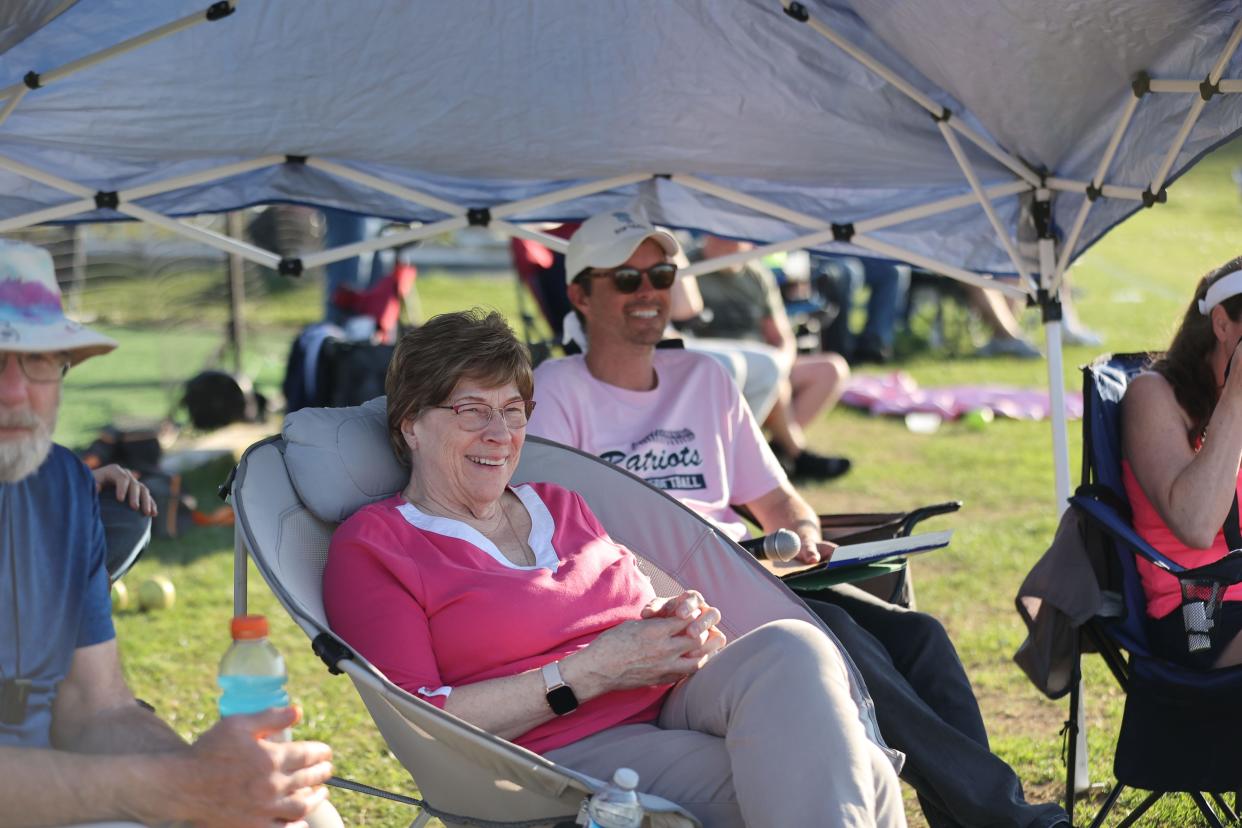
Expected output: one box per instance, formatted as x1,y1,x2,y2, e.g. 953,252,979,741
588,262,678,294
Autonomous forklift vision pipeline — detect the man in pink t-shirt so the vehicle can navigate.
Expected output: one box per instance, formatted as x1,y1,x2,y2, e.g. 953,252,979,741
529,211,1069,828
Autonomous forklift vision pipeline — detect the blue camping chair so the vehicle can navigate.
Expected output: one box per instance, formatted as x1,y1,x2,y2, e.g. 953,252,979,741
1066,352,1242,827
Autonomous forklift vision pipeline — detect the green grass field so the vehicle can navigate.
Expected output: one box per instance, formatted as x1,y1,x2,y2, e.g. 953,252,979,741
51,137,1242,826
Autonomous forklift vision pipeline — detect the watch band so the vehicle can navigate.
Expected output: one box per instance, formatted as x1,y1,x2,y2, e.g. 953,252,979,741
541,660,579,716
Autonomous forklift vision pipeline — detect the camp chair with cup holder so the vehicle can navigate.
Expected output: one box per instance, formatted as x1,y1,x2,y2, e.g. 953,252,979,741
228,397,895,828
1063,352,1242,827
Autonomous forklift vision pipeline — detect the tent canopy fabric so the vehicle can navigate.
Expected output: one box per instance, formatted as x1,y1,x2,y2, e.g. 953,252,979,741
0,0,1238,286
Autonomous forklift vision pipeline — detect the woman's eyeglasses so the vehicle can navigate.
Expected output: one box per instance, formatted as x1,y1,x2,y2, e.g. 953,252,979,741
590,263,678,294
433,400,536,432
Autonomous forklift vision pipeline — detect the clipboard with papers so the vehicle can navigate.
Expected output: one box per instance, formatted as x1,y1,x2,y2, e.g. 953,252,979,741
758,529,953,584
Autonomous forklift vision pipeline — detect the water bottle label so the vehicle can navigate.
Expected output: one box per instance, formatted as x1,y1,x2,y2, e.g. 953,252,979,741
218,674,290,717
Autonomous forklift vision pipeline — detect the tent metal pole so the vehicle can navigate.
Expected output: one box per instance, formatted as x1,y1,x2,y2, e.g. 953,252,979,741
936,121,1032,285
675,172,1033,242
0,85,28,131
0,153,278,269
0,198,96,233
1150,20,1242,193
1151,79,1242,94
680,229,839,278
850,235,1028,299
1032,181,1089,793
491,220,569,254
487,173,652,219
854,181,1030,234
1045,177,1145,202
300,216,469,269
306,158,466,216
121,155,285,202
0,153,94,198
118,202,282,268
1053,92,1144,290
672,174,829,229
0,1,239,105
782,1,1040,187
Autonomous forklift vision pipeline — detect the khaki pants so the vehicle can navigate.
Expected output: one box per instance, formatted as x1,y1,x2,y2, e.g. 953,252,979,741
548,619,905,828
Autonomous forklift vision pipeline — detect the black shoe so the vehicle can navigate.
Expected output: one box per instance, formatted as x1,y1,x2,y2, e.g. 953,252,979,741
790,449,852,481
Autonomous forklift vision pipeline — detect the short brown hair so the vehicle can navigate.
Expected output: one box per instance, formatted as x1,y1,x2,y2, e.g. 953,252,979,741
385,308,533,463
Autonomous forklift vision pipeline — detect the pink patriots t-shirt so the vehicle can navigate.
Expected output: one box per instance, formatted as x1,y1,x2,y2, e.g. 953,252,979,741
530,350,787,540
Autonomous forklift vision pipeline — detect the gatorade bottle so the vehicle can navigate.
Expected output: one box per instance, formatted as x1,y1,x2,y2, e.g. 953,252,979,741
586,768,644,828
218,615,290,739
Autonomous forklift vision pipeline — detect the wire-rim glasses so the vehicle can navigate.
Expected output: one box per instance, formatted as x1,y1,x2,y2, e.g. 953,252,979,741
0,352,70,384
432,400,536,432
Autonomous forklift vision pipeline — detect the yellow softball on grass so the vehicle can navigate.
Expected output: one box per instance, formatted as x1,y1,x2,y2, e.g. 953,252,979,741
138,575,176,612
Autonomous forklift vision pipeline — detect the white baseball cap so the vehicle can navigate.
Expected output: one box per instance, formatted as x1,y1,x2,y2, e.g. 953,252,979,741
0,240,116,364
564,211,680,286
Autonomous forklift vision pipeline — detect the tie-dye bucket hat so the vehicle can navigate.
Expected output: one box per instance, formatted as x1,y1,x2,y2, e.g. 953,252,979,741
0,239,116,364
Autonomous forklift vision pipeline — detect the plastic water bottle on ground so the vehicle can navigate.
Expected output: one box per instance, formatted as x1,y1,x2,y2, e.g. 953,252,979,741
587,768,644,828
218,614,290,739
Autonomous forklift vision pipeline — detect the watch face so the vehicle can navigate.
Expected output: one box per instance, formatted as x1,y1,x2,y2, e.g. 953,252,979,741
546,684,579,716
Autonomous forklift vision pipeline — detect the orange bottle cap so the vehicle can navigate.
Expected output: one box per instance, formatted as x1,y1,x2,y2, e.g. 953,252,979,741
230,615,269,640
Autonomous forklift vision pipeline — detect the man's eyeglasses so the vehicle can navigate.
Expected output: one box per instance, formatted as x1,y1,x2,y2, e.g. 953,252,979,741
0,352,70,384
589,262,678,294
432,400,536,432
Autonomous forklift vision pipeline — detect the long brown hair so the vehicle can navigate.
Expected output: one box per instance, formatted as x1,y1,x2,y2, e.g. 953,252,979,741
1151,256,1242,439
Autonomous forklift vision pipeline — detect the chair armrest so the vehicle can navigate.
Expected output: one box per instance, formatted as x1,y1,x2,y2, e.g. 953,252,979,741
896,501,962,537
1070,495,1185,574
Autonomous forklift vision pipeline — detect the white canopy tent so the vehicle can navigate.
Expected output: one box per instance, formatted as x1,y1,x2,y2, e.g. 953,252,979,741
3,0,1240,798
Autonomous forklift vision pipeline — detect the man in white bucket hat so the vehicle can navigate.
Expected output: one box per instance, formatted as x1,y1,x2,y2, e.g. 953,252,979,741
0,240,338,827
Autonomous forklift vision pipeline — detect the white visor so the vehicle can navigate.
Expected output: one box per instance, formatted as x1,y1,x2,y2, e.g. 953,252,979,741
1199,269,1242,315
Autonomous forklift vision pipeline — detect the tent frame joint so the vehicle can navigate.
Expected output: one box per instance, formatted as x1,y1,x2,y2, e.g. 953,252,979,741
1140,186,1167,208
206,1,236,22
1036,288,1063,323
783,2,810,23
1200,75,1223,101
831,222,855,242
931,106,951,123
1132,71,1151,98
467,207,492,227
22,71,40,90
285,154,307,165
93,190,119,210
278,257,304,278
1085,182,1102,202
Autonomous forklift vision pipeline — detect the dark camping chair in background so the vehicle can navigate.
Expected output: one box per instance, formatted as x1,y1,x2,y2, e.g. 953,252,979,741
1065,352,1242,827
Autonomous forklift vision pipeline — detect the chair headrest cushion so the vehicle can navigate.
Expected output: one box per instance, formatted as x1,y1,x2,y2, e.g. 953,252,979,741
282,397,407,523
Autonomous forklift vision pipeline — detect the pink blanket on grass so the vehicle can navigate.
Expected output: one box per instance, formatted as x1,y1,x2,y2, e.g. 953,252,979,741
842,372,1083,421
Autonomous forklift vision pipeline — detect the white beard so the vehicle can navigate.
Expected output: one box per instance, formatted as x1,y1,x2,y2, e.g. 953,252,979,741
0,407,55,483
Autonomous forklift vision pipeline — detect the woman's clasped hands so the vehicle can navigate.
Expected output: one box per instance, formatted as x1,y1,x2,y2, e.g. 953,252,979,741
568,591,727,695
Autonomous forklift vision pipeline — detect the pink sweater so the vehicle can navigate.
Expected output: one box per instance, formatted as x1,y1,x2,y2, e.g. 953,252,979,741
323,481,671,754
1122,460,1242,618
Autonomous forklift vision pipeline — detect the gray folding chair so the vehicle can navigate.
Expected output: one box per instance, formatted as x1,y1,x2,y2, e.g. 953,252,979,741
230,398,893,827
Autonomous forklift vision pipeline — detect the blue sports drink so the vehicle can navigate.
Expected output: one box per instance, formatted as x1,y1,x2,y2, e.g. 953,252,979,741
218,615,290,738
